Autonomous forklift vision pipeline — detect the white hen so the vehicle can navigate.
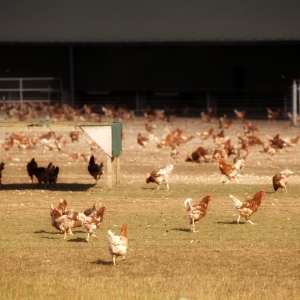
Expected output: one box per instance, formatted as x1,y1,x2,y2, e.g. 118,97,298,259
107,223,128,265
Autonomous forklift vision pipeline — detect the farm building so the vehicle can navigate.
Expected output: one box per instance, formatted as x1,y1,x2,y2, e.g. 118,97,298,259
0,0,300,118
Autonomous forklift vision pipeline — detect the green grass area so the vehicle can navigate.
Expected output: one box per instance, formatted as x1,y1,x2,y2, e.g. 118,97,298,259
0,183,299,300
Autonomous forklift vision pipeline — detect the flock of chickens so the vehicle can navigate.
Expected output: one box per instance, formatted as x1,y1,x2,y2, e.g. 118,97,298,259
1,105,298,265
22,154,104,188
138,107,297,233
144,162,292,232
183,189,266,232
0,128,104,187
50,199,127,265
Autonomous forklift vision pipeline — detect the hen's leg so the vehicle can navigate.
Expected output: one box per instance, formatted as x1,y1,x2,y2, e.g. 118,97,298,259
247,219,254,225
237,215,241,225
86,233,90,242
191,219,197,232
113,256,116,265
166,183,169,190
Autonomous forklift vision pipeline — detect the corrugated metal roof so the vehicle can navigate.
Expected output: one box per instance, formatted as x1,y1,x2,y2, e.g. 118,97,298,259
0,0,300,43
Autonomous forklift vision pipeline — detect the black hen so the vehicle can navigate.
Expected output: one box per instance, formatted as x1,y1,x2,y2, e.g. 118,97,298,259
0,161,5,188
49,163,59,184
33,162,53,187
27,158,38,183
88,155,104,184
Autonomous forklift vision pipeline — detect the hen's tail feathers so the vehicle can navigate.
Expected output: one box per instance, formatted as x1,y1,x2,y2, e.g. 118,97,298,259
229,195,243,208
77,212,87,223
280,169,294,177
107,230,115,239
160,164,174,175
184,198,193,210
107,230,122,246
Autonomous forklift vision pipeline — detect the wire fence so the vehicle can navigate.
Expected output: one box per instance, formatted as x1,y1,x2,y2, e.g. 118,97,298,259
76,90,293,120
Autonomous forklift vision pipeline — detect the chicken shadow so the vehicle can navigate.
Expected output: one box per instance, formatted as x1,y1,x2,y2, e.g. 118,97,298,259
91,259,112,266
171,227,191,232
217,221,246,225
0,183,96,191
34,230,51,234
34,230,63,240
67,237,88,243
35,230,67,240
34,230,88,242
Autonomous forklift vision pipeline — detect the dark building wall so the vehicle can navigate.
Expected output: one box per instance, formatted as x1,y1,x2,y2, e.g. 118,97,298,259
0,45,70,85
73,44,299,93
0,44,299,104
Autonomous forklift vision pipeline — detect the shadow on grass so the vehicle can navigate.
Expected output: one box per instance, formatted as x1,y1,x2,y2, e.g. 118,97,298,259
34,230,88,242
67,237,88,243
171,227,191,232
34,230,50,234
91,259,112,266
0,183,96,191
217,221,245,225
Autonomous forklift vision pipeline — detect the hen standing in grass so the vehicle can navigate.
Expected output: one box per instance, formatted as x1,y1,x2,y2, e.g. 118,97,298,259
218,158,244,183
272,169,294,193
229,189,265,225
33,162,55,188
27,158,38,183
137,132,153,147
83,206,106,242
48,163,60,184
184,196,212,232
50,202,84,240
107,223,128,265
146,164,174,190
88,155,104,184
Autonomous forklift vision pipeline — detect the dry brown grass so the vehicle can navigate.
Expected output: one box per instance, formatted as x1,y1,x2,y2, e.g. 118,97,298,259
0,117,300,299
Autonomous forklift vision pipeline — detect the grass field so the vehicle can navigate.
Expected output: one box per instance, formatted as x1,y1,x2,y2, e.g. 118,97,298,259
0,116,300,299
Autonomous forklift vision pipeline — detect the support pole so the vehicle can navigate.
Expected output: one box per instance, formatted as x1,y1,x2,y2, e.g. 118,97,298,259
298,81,300,115
136,91,140,116
19,78,23,111
69,46,75,108
106,155,115,190
292,80,297,126
283,95,287,120
206,92,210,111
116,156,121,184
3,96,7,121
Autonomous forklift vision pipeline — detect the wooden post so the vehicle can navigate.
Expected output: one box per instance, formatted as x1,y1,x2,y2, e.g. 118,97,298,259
292,80,297,126
106,155,112,189
116,156,121,184
111,156,115,188
107,155,115,190
19,78,23,111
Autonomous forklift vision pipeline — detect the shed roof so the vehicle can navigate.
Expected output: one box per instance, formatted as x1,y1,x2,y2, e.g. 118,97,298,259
1,0,300,43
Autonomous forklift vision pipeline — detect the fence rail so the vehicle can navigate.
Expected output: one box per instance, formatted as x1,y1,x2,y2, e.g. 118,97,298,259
0,77,62,108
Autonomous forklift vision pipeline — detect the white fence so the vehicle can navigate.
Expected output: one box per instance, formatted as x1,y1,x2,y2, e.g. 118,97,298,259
0,77,62,108
292,80,300,126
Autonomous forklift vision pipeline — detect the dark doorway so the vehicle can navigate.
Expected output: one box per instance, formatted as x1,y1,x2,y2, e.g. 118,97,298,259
233,65,245,90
